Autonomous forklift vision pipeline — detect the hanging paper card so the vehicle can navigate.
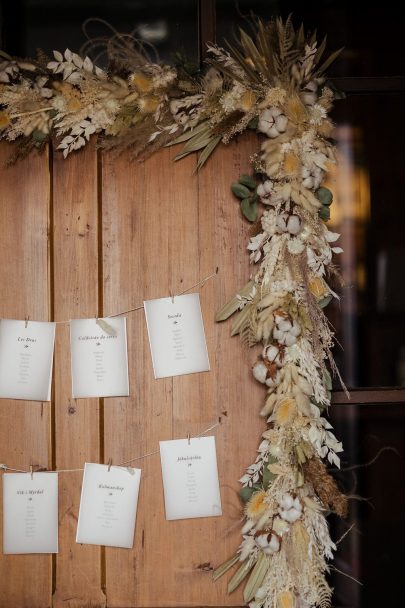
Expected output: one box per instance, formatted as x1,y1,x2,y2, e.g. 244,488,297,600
70,317,129,398
0,319,55,401
159,435,222,520
144,293,210,379
76,463,141,548
3,472,58,554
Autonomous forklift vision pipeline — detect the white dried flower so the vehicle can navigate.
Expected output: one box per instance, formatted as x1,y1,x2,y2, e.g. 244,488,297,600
310,103,327,125
261,210,277,236
287,237,305,255
258,107,288,138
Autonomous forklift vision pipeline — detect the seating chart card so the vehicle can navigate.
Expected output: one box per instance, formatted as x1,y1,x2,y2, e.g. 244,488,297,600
159,436,222,520
70,317,129,398
0,319,56,401
144,293,210,379
76,463,141,548
3,472,58,554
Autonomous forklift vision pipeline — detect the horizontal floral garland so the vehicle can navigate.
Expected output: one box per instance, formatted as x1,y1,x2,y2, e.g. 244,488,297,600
0,16,347,608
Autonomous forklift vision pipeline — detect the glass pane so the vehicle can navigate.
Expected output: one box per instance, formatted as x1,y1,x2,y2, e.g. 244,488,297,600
216,0,405,77
329,402,405,606
2,0,199,65
327,94,405,388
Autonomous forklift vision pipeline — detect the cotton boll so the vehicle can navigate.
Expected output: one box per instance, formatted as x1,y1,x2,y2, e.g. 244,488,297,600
268,534,280,552
293,497,301,511
276,213,289,232
252,361,268,383
280,494,294,509
286,507,301,522
273,328,284,342
286,214,302,235
257,180,272,199
283,333,297,347
264,344,282,367
277,318,292,332
290,320,301,337
275,113,288,133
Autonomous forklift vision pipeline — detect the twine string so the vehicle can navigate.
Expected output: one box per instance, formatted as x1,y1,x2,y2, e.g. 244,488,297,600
0,418,222,475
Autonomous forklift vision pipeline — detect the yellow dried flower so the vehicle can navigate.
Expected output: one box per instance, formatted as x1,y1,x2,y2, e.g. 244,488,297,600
278,590,294,608
317,119,333,138
137,95,160,114
283,152,301,176
309,276,329,299
260,87,287,108
239,90,257,111
245,490,268,519
129,72,153,93
0,111,10,130
285,95,308,125
275,397,296,425
67,98,82,112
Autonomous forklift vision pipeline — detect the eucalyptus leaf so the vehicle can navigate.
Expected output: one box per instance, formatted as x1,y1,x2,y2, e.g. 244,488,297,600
241,198,258,222
227,558,256,594
232,183,251,199
239,484,261,503
215,280,254,322
243,552,269,604
319,205,330,221
319,294,333,308
212,554,240,582
239,174,256,189
323,368,333,391
316,187,333,206
262,454,277,489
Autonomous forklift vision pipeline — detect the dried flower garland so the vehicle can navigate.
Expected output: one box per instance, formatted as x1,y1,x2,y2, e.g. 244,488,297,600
0,16,347,608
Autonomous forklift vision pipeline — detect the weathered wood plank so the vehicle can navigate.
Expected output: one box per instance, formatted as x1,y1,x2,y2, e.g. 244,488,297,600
52,143,105,608
102,135,264,607
0,144,52,608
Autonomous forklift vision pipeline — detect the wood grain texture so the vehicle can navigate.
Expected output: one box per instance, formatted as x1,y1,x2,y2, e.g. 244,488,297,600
101,136,264,607
52,142,105,608
0,143,52,608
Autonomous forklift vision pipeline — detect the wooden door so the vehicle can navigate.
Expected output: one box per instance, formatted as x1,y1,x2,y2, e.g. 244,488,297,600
0,134,265,608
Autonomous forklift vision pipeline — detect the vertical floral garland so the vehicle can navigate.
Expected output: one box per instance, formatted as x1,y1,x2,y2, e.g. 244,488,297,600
0,16,347,608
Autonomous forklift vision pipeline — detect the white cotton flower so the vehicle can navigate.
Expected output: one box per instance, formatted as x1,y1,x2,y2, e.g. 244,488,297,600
252,361,268,384
257,180,273,203
279,493,302,523
263,344,283,367
255,531,280,554
273,314,301,347
300,80,318,106
258,107,288,138
276,212,302,235
301,165,324,190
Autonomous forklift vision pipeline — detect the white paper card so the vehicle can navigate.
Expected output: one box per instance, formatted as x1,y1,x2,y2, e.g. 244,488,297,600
70,317,129,398
3,472,58,554
159,436,222,520
76,463,141,548
0,319,55,401
144,293,210,379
